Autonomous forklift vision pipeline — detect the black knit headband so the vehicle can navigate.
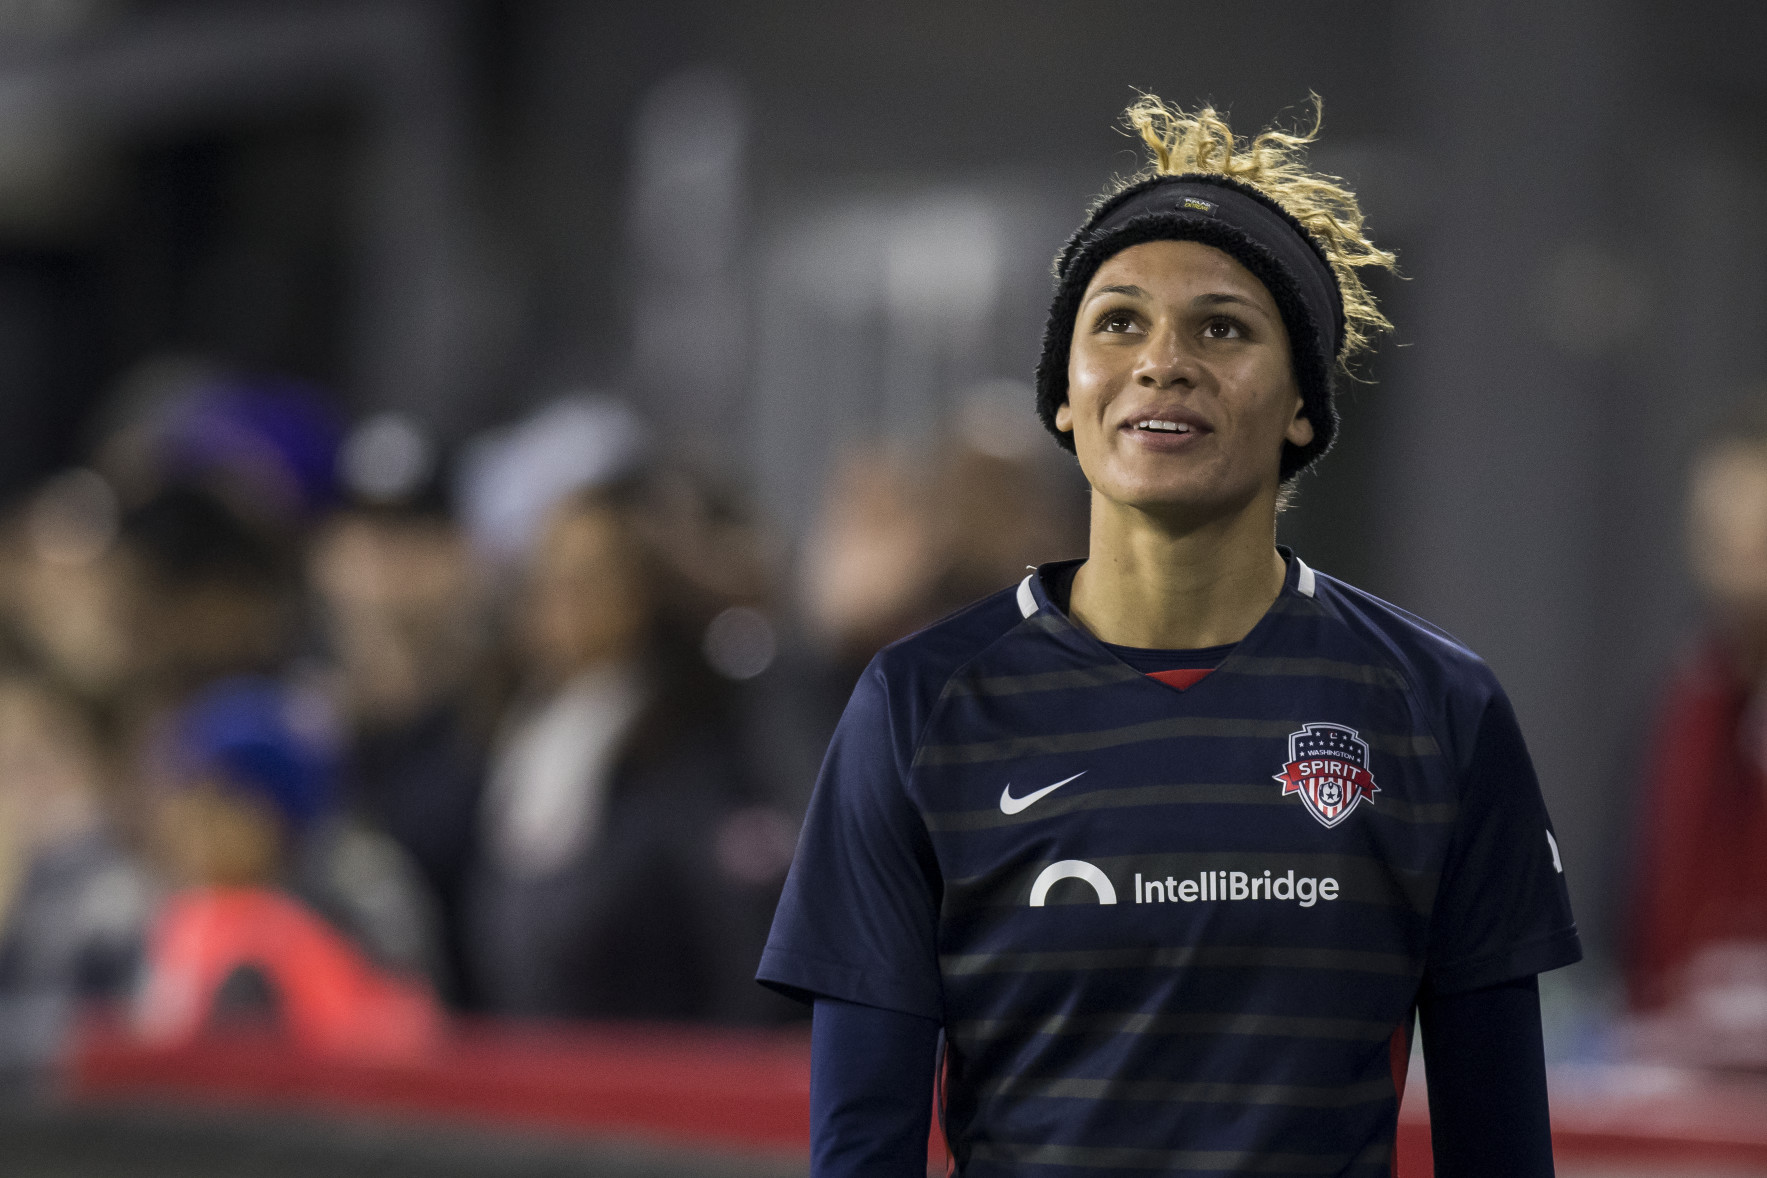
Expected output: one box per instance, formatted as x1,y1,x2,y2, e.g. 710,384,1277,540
1034,173,1347,481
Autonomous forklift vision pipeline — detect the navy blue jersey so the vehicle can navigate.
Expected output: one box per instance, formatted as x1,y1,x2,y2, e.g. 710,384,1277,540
760,552,1580,1176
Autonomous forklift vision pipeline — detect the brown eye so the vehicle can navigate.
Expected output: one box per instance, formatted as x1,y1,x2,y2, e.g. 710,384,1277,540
1203,318,1244,340
1097,310,1140,334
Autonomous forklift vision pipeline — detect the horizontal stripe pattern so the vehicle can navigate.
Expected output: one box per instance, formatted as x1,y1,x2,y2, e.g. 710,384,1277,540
941,661,1144,699
964,1140,1387,1173
774,563,1500,1168
950,1010,1395,1043
921,782,1457,832
915,715,1440,767
1224,656,1409,691
981,1074,1397,1109
940,944,1420,978
944,656,1407,701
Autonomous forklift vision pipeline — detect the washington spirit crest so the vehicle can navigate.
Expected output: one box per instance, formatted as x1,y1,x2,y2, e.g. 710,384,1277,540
1274,723,1380,828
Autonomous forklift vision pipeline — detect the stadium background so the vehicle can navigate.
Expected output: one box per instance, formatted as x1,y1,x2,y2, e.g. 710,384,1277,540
0,1,1763,1174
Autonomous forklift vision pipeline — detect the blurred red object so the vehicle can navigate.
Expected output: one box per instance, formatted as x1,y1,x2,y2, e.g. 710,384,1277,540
134,887,440,1060
71,1014,817,1156
1628,641,1767,1025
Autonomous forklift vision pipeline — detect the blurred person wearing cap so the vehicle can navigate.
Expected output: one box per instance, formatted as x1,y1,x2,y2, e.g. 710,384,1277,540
0,670,150,1078
134,676,441,1058
1,360,343,716
311,412,497,1009
117,486,299,706
1626,400,1767,1066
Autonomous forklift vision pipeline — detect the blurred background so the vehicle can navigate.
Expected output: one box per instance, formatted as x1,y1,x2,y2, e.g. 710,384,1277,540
0,0,1763,1174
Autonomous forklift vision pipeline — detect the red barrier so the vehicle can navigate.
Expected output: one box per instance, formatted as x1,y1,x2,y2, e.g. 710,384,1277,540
71,1014,816,1156
68,1017,1767,1174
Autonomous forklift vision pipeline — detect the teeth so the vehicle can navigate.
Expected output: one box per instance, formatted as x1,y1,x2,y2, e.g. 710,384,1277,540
1137,419,1192,433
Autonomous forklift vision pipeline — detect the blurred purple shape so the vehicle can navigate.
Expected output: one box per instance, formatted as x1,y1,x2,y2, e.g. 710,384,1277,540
158,377,345,518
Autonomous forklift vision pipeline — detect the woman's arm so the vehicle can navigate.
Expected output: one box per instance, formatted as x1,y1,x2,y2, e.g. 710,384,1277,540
1418,974,1554,1177
811,996,941,1178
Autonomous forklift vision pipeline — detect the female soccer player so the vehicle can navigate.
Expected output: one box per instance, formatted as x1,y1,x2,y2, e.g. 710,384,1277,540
760,96,1581,1177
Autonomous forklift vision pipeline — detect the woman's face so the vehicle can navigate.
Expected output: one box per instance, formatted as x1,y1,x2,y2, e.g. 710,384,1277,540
1056,240,1312,522
521,502,651,681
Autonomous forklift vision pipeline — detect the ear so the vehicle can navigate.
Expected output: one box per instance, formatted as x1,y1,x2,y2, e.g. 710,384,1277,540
1054,401,1074,434
1284,398,1315,448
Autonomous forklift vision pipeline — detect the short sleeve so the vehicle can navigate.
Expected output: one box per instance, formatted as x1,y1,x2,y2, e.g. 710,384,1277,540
757,662,944,1020
1423,688,1582,995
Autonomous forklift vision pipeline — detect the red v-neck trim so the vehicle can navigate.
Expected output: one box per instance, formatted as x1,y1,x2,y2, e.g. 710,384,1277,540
1145,668,1214,691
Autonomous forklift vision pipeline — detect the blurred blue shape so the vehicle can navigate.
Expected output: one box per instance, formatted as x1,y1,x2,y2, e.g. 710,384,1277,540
173,676,335,829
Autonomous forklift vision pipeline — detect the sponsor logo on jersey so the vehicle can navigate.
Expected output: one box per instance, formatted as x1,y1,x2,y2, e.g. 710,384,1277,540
1274,722,1380,828
1137,869,1339,907
1028,860,1116,905
1026,860,1339,908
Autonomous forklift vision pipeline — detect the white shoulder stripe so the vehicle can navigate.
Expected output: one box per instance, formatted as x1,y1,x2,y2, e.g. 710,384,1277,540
1294,557,1316,599
1016,574,1038,618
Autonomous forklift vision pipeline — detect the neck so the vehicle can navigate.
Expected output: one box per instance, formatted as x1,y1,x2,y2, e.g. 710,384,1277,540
1068,487,1286,649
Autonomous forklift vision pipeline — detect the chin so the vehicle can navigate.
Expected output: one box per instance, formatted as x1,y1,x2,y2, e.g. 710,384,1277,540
1103,470,1265,522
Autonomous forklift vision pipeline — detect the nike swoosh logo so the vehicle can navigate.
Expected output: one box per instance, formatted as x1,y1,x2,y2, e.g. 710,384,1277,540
999,772,1086,815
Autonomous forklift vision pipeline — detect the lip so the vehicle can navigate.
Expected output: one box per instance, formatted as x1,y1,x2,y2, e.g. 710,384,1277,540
1118,406,1213,450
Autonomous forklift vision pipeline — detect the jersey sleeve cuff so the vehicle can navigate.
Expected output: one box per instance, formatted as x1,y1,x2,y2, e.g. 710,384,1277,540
755,945,943,1021
1425,926,1583,996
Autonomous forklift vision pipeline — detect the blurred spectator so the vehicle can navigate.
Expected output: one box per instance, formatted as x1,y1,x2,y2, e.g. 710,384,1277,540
1627,401,1767,1064
1,470,135,706
799,446,943,668
118,486,300,707
0,671,149,1074
311,415,496,1008
134,677,441,1058
796,420,1084,719
464,483,786,1022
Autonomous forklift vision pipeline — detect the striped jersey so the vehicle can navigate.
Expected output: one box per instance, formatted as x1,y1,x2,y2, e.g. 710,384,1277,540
759,551,1581,1176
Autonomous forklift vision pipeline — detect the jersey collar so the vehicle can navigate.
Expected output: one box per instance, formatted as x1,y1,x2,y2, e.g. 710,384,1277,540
1016,547,1315,622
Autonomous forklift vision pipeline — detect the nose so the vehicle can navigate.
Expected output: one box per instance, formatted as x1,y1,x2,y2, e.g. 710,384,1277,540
1132,324,1199,390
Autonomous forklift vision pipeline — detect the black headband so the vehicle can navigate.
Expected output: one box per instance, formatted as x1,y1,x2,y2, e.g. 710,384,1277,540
1035,173,1347,480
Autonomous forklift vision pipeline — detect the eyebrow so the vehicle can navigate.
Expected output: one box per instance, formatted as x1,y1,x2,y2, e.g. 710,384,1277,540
1193,291,1261,310
1084,285,1267,315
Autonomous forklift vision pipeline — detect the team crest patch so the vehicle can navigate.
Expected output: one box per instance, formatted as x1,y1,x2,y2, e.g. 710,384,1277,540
1274,723,1379,828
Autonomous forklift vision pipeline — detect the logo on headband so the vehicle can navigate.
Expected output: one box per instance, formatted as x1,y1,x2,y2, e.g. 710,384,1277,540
1175,196,1218,214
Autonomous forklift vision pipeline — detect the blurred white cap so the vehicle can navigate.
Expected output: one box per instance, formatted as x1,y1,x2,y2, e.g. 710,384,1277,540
455,394,650,565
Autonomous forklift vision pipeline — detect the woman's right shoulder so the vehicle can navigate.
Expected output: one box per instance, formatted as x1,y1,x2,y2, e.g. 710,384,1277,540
868,580,1029,690
837,580,1031,755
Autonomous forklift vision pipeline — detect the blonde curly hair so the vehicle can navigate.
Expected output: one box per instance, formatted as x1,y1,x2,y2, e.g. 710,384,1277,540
1117,94,1397,367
